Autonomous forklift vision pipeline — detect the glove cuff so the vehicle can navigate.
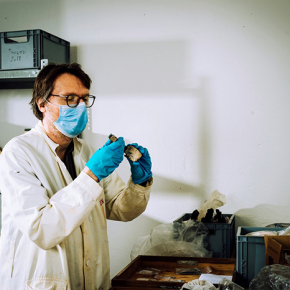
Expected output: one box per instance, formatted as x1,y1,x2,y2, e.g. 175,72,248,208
132,173,153,185
139,177,153,187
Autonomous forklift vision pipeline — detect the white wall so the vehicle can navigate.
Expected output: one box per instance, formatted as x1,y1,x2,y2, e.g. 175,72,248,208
1,0,290,278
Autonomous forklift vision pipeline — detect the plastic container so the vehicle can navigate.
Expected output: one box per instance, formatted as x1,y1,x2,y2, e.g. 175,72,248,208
0,29,70,70
236,226,284,286
174,213,235,258
266,223,290,228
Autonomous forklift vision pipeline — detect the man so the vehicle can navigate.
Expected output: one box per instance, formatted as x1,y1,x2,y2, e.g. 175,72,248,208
0,63,152,290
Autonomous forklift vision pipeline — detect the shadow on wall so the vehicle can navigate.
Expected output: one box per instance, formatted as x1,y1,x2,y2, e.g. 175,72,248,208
0,122,28,148
150,174,206,204
234,204,290,231
77,41,215,277
77,40,189,95
82,129,207,200
0,87,36,147
79,40,213,197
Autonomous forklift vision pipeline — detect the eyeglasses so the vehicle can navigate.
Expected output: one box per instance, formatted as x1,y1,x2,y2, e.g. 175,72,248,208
49,94,96,108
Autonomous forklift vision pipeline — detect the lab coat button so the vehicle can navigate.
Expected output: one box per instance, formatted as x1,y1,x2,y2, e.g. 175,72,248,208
62,193,67,198
86,260,90,267
88,215,93,222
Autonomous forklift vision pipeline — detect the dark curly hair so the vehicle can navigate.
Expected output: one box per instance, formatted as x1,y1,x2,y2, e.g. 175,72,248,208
30,63,92,120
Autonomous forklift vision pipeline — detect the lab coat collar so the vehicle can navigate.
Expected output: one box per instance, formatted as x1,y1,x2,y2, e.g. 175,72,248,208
34,121,83,155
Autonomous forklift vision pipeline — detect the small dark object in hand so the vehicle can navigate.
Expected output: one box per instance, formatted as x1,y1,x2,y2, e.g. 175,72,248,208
108,134,142,162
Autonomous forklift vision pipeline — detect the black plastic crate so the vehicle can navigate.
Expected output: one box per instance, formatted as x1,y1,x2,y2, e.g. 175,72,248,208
0,29,70,71
174,213,235,258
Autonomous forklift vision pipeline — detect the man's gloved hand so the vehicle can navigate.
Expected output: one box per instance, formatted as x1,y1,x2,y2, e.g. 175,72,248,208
126,143,152,184
86,137,125,181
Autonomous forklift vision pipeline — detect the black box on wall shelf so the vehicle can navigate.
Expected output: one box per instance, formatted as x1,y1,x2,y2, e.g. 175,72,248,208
0,29,70,89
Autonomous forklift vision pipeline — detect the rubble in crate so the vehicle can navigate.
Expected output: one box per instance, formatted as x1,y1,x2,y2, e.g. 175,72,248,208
173,211,235,258
249,264,290,290
190,209,199,220
187,208,229,224
201,208,214,223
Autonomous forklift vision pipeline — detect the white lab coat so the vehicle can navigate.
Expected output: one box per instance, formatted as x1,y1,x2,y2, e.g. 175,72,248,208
0,121,151,290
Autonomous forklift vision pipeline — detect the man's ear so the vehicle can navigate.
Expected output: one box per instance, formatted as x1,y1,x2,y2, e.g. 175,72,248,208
36,97,46,113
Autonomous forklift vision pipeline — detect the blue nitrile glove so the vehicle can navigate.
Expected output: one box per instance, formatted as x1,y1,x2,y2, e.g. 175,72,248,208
126,143,152,184
86,137,125,181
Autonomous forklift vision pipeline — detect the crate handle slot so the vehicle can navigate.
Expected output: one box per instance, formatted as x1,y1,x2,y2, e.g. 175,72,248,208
4,36,28,44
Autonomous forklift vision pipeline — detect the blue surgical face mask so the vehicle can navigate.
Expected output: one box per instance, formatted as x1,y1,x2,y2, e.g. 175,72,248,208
46,101,88,138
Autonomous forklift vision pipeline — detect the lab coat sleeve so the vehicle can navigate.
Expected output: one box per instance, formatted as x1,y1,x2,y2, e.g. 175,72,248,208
0,148,103,250
102,171,152,221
